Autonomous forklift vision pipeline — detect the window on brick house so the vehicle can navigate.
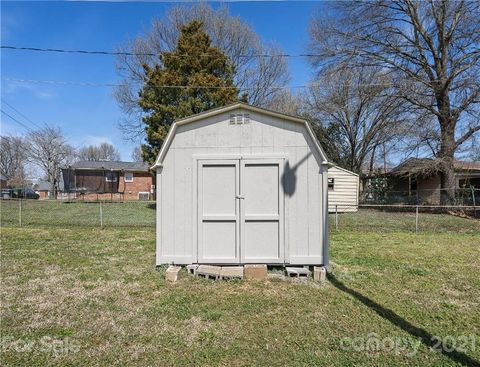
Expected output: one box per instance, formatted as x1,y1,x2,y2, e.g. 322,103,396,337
105,171,118,182
124,172,134,183
410,177,418,191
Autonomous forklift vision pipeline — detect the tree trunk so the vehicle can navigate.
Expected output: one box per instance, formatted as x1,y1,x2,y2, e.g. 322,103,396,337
436,82,457,206
368,145,377,176
438,116,457,205
439,157,456,206
49,180,56,200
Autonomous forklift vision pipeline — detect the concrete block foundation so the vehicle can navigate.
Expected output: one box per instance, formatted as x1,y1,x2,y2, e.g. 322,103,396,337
196,265,221,280
220,266,244,280
244,264,268,280
313,266,327,282
186,264,199,275
285,267,311,278
165,265,182,282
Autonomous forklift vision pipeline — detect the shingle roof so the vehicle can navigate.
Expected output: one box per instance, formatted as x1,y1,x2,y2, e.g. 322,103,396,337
390,158,480,177
454,160,480,171
69,160,149,171
35,180,51,191
390,158,440,176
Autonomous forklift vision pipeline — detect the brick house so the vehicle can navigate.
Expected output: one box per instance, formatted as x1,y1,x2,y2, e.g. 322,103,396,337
33,180,51,199
0,174,7,189
62,161,154,201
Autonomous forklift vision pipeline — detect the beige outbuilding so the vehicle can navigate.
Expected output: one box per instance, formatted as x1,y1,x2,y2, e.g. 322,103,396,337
152,103,331,266
327,165,359,213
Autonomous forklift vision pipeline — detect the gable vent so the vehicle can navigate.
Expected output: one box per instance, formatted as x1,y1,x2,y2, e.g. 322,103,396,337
229,113,250,125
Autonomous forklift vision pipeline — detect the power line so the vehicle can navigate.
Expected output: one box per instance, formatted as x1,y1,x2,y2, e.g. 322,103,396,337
1,45,152,57
1,45,318,58
3,77,119,88
1,99,43,130
2,76,287,90
2,76,395,90
1,110,34,133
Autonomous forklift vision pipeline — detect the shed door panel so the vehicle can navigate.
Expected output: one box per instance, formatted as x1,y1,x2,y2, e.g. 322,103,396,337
198,161,239,263
241,160,284,263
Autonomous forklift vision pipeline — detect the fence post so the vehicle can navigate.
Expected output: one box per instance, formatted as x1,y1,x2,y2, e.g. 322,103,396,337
99,201,103,228
335,205,338,231
471,186,477,217
415,205,419,233
19,199,22,227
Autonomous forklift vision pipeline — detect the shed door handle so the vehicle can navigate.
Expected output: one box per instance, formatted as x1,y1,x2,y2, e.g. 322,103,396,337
236,195,245,199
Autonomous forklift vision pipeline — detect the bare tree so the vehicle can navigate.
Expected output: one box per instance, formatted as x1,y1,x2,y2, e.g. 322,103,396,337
471,139,480,161
27,126,75,197
307,65,404,173
265,90,304,116
115,3,289,140
0,135,28,186
78,142,121,161
130,146,143,162
310,0,480,203
263,90,346,165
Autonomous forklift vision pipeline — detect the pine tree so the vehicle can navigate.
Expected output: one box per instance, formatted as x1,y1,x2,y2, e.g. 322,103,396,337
139,21,241,164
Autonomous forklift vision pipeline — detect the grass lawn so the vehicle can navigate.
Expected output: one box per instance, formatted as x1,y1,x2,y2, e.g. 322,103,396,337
1,212,479,366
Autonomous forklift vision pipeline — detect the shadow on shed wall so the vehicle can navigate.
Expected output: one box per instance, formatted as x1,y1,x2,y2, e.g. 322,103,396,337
281,152,312,197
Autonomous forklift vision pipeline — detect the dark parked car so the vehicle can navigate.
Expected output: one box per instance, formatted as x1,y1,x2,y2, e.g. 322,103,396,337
1,188,40,199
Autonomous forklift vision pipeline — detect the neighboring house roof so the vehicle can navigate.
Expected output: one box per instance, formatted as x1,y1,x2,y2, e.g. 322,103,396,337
34,180,51,191
69,160,149,172
0,174,7,181
152,102,330,168
33,177,65,192
454,160,480,171
390,158,440,177
390,158,480,177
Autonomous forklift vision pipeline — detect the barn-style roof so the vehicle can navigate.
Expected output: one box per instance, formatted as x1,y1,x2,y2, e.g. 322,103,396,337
70,160,149,172
152,102,330,168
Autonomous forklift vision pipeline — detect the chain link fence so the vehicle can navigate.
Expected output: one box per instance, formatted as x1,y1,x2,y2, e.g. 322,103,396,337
330,204,479,233
1,199,479,234
0,199,156,228
361,187,480,206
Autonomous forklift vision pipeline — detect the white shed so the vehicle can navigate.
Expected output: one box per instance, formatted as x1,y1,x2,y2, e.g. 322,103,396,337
327,166,359,213
152,103,330,266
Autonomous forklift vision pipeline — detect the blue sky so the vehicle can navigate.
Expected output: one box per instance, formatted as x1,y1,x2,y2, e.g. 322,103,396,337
1,1,321,161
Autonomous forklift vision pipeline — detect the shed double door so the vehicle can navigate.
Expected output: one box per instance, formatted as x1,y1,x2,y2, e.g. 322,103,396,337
198,158,284,264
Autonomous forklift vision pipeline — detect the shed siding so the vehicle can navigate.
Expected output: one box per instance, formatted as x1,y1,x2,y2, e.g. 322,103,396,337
328,166,359,212
156,108,325,265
